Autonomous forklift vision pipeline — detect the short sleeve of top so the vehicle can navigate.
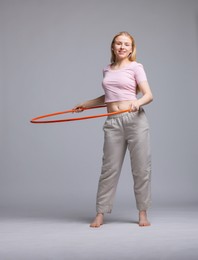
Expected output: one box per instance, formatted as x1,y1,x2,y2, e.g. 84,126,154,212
133,63,147,84
102,61,148,103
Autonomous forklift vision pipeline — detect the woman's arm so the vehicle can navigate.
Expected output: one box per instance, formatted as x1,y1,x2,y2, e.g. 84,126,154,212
131,81,153,111
74,95,105,111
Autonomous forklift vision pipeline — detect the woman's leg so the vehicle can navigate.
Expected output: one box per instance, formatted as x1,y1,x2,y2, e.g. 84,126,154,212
90,117,127,227
126,110,152,225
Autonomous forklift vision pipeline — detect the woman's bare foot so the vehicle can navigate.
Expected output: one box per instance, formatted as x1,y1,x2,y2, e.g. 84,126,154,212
139,210,151,227
90,213,104,228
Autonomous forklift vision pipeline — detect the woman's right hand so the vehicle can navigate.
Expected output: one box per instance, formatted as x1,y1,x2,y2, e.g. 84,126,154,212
72,103,86,112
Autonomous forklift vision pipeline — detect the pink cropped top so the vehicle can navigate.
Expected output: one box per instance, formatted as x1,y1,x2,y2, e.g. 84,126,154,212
102,61,147,103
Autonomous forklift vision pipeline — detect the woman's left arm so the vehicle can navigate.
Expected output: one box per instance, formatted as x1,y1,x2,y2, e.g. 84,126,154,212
131,81,153,111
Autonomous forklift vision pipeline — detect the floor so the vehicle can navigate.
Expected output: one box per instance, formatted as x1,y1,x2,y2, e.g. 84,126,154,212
0,205,198,260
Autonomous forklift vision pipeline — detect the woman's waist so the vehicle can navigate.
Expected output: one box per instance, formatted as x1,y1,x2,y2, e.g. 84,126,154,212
106,100,135,113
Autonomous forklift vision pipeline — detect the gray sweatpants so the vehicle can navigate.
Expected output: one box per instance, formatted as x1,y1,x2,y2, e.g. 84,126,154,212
96,108,151,213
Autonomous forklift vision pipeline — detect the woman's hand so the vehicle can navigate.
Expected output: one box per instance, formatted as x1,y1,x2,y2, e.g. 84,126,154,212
130,100,140,112
72,103,85,113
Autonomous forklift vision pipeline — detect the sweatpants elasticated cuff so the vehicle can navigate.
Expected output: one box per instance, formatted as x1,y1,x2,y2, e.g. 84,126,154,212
96,205,112,214
137,202,152,211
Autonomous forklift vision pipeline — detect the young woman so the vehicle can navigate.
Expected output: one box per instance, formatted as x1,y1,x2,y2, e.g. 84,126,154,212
75,31,153,227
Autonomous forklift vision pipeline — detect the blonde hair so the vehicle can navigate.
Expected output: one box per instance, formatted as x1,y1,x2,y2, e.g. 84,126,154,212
110,31,136,64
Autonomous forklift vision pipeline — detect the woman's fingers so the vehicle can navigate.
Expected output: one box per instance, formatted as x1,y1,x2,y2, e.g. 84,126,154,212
72,105,85,113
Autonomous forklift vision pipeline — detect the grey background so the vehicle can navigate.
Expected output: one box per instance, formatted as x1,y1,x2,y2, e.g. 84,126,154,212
0,0,198,218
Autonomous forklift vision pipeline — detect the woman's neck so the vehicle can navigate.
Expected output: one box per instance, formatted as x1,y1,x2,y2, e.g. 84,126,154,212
112,59,131,69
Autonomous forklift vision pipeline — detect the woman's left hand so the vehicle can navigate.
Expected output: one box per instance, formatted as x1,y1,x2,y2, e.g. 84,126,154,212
130,100,140,112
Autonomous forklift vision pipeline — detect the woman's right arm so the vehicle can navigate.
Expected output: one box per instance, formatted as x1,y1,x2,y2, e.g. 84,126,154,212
74,95,105,111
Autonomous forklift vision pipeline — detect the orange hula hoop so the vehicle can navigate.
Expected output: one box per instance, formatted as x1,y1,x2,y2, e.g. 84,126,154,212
30,105,131,124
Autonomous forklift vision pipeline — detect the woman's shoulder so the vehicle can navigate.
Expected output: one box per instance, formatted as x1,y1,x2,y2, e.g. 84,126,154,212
130,61,146,73
129,61,143,68
103,64,111,72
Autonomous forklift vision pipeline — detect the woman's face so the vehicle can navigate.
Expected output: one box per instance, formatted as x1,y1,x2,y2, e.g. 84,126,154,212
112,35,132,61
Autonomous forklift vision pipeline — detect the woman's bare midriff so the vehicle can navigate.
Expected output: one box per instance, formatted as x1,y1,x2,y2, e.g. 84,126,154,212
106,100,134,113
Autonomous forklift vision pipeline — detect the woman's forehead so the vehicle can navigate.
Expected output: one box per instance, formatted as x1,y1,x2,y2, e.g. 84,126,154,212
114,35,132,42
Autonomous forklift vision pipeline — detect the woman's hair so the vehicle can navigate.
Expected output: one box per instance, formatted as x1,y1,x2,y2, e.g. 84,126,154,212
110,31,136,63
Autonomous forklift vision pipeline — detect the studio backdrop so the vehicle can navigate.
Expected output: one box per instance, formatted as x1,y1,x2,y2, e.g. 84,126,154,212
0,0,198,217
